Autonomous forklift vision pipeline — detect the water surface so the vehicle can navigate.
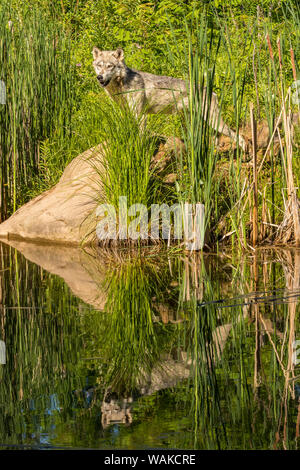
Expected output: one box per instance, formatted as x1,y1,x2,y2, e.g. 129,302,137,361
0,241,299,450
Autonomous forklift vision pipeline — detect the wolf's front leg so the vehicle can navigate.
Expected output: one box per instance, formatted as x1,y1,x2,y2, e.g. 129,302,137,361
127,90,147,130
139,113,148,131
209,94,246,151
215,116,246,152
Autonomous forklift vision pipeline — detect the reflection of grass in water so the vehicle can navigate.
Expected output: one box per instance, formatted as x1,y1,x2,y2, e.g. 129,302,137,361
102,255,174,394
2,244,299,448
174,254,300,449
84,249,299,449
0,245,86,446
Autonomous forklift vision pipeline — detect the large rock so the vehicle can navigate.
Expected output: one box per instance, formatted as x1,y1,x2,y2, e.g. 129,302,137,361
0,145,105,245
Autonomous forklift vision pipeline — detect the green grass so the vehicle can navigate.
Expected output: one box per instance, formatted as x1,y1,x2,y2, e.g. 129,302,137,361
0,1,75,218
96,102,160,210
1,0,300,249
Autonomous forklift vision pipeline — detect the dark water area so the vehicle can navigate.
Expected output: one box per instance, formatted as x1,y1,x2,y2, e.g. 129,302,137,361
0,241,299,450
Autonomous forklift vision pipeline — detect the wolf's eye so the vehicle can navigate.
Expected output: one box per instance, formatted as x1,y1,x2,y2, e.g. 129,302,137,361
107,64,113,69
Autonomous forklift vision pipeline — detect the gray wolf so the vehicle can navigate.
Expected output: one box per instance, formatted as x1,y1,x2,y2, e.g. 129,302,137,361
92,47,246,151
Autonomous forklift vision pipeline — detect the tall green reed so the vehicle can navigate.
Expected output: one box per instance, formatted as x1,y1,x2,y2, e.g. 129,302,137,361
174,19,221,223
167,14,247,247
0,2,75,219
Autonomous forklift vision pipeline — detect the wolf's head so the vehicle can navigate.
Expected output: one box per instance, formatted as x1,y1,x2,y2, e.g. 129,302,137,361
92,47,125,87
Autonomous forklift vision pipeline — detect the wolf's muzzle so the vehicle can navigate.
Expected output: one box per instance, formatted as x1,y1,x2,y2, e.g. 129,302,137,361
97,75,110,87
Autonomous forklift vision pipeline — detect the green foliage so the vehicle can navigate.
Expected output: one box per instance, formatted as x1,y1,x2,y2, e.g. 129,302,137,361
0,1,76,217
1,0,300,247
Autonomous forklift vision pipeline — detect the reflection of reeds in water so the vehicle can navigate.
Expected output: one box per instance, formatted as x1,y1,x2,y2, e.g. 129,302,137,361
174,249,300,449
102,254,175,394
0,244,85,446
265,249,300,449
1,242,299,448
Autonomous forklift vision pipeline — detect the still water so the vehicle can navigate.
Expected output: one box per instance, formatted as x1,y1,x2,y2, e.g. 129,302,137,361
0,240,299,450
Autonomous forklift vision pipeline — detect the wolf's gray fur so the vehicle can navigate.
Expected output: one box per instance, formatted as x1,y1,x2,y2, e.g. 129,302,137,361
92,47,246,150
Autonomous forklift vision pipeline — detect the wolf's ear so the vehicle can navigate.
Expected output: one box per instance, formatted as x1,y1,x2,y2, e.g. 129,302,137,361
92,47,101,60
112,48,124,61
